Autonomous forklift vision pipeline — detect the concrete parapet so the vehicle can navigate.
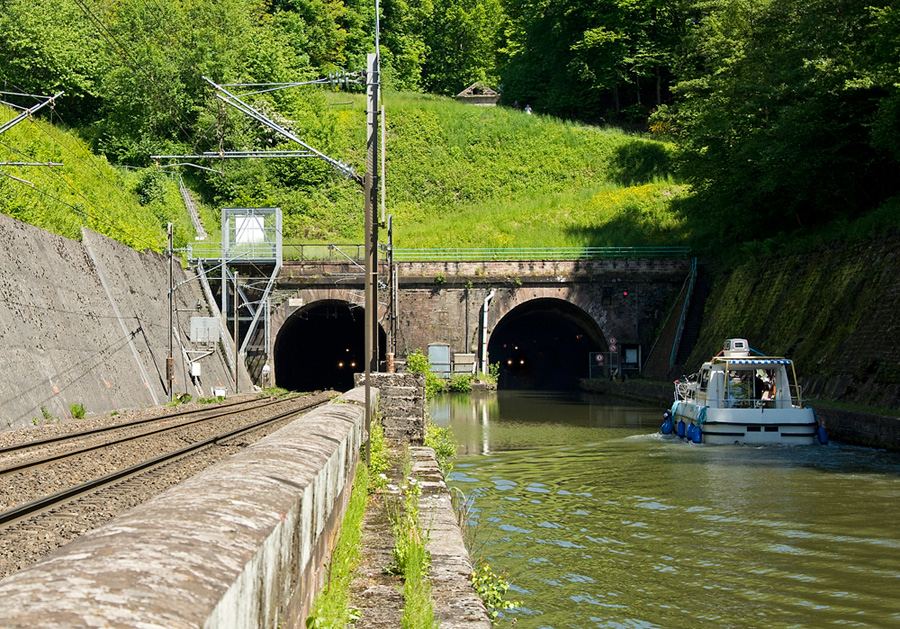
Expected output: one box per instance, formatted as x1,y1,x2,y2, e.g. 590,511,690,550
0,387,373,628
411,446,492,628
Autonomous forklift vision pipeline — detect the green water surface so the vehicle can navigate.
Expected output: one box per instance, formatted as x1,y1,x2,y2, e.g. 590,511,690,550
435,391,900,629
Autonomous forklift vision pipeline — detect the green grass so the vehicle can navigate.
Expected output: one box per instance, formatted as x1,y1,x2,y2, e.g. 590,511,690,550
308,416,389,625
0,106,189,251
309,462,370,627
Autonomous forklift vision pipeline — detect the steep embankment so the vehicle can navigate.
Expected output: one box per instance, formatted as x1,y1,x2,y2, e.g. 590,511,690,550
0,104,198,251
686,231,900,411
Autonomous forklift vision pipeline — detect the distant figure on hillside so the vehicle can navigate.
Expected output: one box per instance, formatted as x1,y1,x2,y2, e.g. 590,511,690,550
525,104,532,114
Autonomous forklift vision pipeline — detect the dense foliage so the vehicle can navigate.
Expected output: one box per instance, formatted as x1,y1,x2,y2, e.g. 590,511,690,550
663,0,900,244
1,0,898,253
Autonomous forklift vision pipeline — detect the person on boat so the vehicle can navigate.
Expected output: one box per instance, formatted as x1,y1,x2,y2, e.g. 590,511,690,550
761,382,775,406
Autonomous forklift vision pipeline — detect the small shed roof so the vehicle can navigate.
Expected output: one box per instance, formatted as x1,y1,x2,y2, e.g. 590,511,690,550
455,82,500,105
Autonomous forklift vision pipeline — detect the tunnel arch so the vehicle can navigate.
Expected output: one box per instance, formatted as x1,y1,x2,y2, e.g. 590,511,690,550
487,297,606,390
274,300,386,392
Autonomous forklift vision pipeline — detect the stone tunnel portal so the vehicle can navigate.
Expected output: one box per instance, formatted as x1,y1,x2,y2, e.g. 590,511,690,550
487,298,606,390
274,300,386,392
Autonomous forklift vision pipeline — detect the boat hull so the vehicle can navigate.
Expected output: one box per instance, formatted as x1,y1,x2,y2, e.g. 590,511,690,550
670,402,817,446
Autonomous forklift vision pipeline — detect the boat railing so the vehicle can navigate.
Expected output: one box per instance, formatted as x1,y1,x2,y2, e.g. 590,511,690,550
674,377,696,401
707,394,781,409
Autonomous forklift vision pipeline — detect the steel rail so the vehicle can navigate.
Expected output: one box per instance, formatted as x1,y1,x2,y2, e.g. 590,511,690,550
0,396,328,528
0,397,266,457
0,396,308,476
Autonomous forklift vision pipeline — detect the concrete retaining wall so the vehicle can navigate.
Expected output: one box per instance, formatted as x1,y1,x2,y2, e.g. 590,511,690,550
0,387,370,628
0,214,248,429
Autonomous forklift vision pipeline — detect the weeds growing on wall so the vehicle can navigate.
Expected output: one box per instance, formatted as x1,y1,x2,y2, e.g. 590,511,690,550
406,349,446,398
448,373,474,393
308,411,390,626
452,487,520,623
425,419,457,477
385,447,438,629
307,461,370,627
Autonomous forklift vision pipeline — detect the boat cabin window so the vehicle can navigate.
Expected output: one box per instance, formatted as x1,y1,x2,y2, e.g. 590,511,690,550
724,366,779,408
698,368,710,392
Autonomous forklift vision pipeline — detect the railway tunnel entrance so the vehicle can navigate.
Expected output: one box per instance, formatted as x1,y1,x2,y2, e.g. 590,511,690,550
274,300,386,392
487,298,606,390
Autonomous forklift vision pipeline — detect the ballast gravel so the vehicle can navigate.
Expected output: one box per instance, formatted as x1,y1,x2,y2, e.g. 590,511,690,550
0,391,334,578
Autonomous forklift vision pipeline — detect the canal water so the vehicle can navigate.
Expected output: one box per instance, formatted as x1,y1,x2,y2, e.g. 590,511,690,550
431,391,900,628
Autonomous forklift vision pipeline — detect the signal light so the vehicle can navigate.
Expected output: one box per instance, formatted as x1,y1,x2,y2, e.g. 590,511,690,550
622,290,628,296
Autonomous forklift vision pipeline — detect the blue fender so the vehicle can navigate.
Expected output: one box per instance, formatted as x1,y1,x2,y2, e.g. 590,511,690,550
816,425,828,445
692,424,703,443
677,419,686,438
661,418,673,435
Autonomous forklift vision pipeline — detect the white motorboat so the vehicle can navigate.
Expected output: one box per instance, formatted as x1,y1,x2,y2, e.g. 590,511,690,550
662,338,827,445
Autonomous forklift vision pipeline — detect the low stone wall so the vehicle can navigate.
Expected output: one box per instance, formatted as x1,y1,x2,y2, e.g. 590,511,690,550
355,372,426,442
411,446,492,628
814,406,900,451
0,388,370,628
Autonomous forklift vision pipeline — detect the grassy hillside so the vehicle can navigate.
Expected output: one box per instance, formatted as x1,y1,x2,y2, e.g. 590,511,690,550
2,92,688,251
334,91,687,248
0,105,196,252
196,89,686,247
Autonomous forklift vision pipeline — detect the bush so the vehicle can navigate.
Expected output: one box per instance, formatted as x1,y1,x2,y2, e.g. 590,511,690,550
406,349,446,398
70,403,86,419
448,373,474,393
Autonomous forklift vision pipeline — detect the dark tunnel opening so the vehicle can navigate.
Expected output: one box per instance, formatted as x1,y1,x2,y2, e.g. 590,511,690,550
274,300,386,392
487,298,606,391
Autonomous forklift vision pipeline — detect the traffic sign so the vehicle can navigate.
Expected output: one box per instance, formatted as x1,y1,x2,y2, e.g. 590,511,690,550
610,344,618,352
609,337,617,345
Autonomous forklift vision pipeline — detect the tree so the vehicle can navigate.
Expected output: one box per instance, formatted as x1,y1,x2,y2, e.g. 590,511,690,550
669,0,900,242
0,0,106,124
422,0,504,95
499,0,683,121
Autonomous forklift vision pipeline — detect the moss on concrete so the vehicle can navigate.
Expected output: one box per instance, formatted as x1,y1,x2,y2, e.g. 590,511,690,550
686,230,900,410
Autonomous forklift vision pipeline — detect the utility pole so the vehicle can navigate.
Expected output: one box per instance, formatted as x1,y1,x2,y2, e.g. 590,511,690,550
167,223,175,402
364,51,380,467
234,271,240,394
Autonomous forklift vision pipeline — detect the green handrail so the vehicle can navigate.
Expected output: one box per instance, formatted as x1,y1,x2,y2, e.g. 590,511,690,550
391,246,691,261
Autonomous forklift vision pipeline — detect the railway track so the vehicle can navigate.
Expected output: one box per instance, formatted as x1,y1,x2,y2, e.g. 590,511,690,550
0,391,334,577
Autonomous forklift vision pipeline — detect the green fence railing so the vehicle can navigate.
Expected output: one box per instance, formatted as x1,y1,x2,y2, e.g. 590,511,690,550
391,246,692,261
186,244,692,263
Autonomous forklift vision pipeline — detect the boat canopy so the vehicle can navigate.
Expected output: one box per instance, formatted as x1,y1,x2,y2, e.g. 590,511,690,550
721,358,791,365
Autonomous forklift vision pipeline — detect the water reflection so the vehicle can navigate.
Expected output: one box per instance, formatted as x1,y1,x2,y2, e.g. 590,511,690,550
438,391,900,629
431,391,656,455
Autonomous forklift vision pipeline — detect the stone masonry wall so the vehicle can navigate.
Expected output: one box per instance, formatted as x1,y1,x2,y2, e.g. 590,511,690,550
355,372,426,442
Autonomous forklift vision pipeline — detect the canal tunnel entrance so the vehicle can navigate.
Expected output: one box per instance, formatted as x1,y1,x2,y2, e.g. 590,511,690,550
274,300,386,392
487,298,606,390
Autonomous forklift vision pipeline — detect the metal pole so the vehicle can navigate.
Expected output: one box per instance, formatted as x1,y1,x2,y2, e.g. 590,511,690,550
387,214,396,356
234,271,240,394
167,223,174,402
364,52,380,467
